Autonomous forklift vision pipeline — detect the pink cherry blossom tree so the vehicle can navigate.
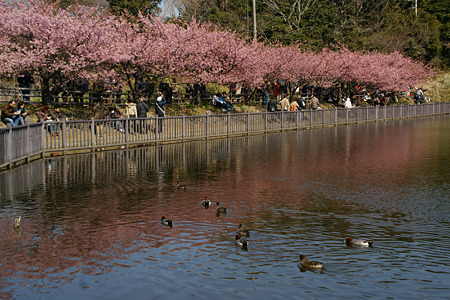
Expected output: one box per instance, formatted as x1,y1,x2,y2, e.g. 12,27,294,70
0,0,118,104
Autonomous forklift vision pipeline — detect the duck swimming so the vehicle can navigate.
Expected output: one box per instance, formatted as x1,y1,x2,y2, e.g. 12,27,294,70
161,216,173,227
216,202,227,214
234,235,248,249
237,224,250,237
176,181,186,191
345,237,373,247
14,216,21,229
299,255,324,269
201,196,212,207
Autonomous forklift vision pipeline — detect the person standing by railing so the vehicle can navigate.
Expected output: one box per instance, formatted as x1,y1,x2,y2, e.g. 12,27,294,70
344,97,353,108
136,97,149,134
124,99,137,134
311,95,320,110
1,100,21,127
280,94,290,111
267,98,277,112
154,92,166,133
290,99,299,111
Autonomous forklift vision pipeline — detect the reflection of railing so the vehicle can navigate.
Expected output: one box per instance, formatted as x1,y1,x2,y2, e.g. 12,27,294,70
1,103,449,170
0,136,260,199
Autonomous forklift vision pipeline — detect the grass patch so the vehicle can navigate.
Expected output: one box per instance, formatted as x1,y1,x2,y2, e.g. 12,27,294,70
423,72,450,102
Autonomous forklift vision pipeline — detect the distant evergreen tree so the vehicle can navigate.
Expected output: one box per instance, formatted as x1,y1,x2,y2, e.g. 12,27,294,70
107,0,161,15
178,0,448,68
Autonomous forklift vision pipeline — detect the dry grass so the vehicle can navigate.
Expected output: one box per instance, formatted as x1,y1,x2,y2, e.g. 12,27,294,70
423,72,450,102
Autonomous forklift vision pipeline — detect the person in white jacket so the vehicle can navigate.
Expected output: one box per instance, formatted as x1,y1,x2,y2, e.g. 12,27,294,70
124,100,138,133
344,97,352,108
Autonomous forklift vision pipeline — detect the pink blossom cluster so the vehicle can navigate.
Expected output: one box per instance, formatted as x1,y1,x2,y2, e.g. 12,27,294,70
0,0,435,94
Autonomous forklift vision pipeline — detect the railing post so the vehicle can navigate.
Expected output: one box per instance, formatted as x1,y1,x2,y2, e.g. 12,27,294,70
310,110,312,128
6,127,12,166
227,113,230,137
182,115,185,142
265,111,268,132
384,105,387,120
281,110,284,131
366,106,369,122
125,119,129,147
41,122,45,155
335,108,337,125
346,108,349,124
206,113,209,139
247,111,250,135
25,124,30,162
322,109,325,127
155,116,159,142
90,118,95,150
62,119,67,153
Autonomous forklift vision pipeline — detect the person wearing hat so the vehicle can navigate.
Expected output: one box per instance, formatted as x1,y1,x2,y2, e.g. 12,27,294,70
154,92,166,133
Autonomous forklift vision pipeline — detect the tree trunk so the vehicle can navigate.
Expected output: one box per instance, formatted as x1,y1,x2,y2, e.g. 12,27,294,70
41,75,52,105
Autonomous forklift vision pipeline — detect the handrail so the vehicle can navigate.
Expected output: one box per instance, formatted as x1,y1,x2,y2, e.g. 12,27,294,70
1,103,449,170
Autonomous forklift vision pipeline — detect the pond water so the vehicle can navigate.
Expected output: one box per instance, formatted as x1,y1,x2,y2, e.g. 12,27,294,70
1,116,449,299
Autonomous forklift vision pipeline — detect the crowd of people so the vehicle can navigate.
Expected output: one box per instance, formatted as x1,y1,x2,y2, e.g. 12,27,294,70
9,70,433,110
2,74,431,131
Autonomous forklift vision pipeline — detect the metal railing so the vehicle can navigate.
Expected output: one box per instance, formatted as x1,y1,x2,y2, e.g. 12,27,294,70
1,103,449,170
0,123,45,168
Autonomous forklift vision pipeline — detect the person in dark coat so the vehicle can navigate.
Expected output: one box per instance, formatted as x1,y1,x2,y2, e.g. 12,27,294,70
136,97,149,133
267,99,277,112
18,71,34,102
136,97,149,118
